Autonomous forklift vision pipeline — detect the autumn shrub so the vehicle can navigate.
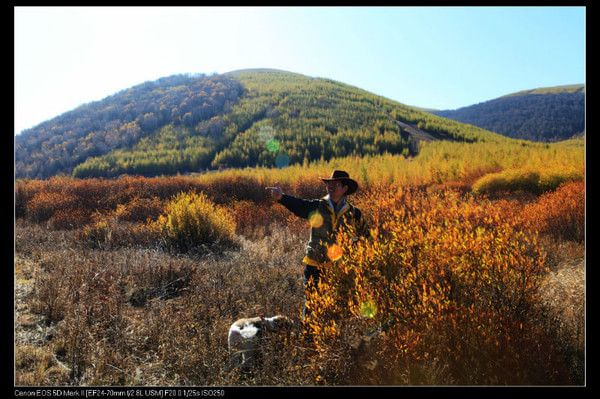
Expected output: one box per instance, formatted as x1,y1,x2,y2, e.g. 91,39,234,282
31,260,71,325
202,174,268,204
19,177,112,224
155,192,237,253
54,177,115,212
289,171,329,199
78,217,163,250
77,219,116,249
113,196,165,223
138,231,308,386
303,187,565,384
15,179,46,218
26,246,202,384
26,191,79,223
47,208,92,230
472,169,540,195
17,176,207,224
534,256,584,384
229,200,303,238
472,167,582,196
521,181,585,242
16,182,582,385
104,175,203,205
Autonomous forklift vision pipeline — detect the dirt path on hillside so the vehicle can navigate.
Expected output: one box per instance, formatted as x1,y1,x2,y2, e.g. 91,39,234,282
378,106,440,143
393,119,438,142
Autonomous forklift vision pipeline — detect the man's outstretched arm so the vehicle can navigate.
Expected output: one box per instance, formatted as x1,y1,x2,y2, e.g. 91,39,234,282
266,187,319,219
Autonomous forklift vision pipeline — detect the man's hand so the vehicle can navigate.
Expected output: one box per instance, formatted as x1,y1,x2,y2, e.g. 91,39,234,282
265,186,283,201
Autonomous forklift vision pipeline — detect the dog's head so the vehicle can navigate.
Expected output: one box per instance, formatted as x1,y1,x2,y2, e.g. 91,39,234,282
264,315,294,332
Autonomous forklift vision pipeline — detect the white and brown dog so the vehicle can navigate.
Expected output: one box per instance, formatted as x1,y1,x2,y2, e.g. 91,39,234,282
227,315,294,372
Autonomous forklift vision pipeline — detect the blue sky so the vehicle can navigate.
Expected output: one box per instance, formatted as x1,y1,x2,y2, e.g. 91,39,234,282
14,6,585,135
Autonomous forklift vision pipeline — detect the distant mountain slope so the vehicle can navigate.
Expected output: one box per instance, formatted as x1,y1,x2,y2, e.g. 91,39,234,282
432,84,584,142
16,74,243,179
16,69,509,179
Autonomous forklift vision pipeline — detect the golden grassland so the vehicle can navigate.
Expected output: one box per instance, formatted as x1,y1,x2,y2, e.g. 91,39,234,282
190,138,584,196
14,139,585,385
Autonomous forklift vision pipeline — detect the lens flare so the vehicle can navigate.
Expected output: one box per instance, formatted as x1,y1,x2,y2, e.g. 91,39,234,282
308,211,324,228
360,299,377,318
258,125,275,142
266,139,280,153
327,243,344,262
275,153,290,168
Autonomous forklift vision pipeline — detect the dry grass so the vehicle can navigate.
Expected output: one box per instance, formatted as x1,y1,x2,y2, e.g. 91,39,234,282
15,345,71,386
534,240,585,384
15,219,314,386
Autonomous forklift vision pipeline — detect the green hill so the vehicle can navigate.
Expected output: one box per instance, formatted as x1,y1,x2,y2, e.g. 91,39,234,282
16,73,243,179
16,69,509,179
433,84,585,142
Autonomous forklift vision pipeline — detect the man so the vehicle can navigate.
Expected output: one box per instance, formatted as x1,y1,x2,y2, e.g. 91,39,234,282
266,170,368,318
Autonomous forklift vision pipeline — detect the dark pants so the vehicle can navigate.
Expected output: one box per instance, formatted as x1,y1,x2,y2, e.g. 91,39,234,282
302,265,321,319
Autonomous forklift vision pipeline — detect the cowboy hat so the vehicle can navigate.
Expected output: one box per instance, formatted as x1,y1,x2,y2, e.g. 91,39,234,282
320,170,359,195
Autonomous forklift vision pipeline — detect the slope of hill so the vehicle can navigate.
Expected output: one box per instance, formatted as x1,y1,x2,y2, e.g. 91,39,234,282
16,74,244,179
432,84,584,142
16,69,509,179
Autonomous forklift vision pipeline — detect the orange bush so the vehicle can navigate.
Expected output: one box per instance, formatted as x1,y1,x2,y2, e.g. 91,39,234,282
104,175,203,206
229,200,296,237
77,217,163,249
202,174,268,204
16,176,203,225
26,191,78,223
15,179,46,218
113,197,165,223
17,175,265,223
521,181,585,242
304,187,555,384
47,208,92,230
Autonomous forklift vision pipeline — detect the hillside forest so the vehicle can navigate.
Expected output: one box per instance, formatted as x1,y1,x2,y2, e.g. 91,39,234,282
17,70,505,179
433,85,584,142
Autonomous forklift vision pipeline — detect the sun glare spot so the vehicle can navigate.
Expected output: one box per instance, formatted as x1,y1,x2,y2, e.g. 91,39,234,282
327,243,344,261
258,125,275,142
309,212,324,228
266,139,280,153
360,299,377,318
275,153,290,168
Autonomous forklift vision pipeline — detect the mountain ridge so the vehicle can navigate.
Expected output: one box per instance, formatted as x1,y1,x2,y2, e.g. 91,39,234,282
500,84,584,98
432,84,584,142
